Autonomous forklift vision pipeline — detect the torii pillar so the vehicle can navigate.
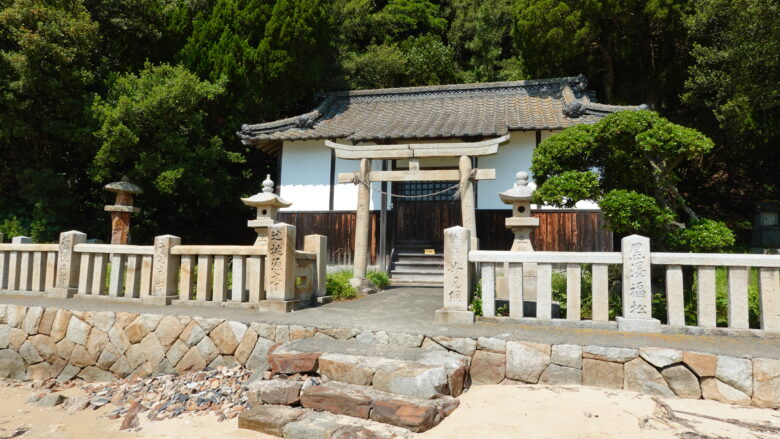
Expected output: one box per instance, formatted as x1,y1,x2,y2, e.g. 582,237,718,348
352,158,372,283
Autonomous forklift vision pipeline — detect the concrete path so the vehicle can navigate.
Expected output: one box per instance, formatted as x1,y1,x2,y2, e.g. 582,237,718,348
1,286,778,359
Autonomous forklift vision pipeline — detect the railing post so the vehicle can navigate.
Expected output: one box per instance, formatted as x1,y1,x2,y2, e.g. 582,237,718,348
258,223,297,312
144,234,181,305
436,226,475,324
304,234,327,301
617,235,660,332
46,231,86,298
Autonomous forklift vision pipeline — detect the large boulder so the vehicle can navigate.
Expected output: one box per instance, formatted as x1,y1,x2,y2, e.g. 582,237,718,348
506,341,550,383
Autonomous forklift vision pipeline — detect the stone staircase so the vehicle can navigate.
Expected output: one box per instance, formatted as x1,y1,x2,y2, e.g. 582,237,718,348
238,338,470,438
389,246,444,286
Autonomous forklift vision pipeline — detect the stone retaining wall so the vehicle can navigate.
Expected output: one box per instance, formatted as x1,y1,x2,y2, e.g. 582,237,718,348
0,304,778,410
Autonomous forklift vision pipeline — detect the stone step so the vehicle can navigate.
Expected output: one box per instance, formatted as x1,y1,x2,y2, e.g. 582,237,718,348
238,404,414,438
393,258,444,266
267,338,470,398
395,252,443,259
389,273,444,283
391,266,443,274
388,279,443,287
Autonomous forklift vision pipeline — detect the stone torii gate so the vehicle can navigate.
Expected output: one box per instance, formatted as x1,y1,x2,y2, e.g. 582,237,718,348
326,135,508,283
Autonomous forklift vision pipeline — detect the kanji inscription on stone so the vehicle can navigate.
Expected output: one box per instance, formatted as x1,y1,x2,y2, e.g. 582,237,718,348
622,235,651,319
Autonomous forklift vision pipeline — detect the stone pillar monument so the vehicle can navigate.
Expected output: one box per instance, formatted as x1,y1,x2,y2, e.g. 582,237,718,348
499,171,540,301
241,175,292,249
104,176,142,245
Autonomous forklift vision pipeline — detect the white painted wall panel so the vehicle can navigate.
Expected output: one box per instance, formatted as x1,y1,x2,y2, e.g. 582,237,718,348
332,156,383,211
477,131,536,210
279,140,331,211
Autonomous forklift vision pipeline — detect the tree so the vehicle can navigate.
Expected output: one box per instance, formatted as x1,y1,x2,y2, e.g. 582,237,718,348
0,0,100,240
512,0,690,112
90,63,246,242
682,0,780,216
532,110,734,251
445,0,517,82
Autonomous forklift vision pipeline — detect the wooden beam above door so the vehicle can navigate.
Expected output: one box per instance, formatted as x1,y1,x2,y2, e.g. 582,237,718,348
337,168,496,183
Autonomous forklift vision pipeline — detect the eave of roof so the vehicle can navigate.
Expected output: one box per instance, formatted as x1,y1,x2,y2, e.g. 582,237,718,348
238,75,645,151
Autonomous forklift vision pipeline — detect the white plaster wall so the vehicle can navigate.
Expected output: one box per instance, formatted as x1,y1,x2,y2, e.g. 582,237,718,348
278,140,331,211
332,157,383,211
477,131,536,210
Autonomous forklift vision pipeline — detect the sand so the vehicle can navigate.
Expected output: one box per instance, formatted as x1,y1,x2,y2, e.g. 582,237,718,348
1,383,778,439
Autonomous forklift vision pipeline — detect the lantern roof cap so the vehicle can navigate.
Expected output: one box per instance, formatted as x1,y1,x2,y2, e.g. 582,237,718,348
241,175,292,208
104,176,143,194
499,171,534,203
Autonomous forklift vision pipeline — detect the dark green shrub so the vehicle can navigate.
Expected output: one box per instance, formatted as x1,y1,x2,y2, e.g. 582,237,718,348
666,219,736,253
367,270,390,289
326,270,357,300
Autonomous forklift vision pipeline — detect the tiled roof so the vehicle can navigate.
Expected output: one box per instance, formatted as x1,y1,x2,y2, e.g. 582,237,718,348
238,75,644,148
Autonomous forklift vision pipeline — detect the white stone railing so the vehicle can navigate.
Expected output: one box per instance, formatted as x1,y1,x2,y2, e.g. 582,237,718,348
171,245,267,307
0,223,327,312
73,242,155,300
437,226,780,333
0,237,59,294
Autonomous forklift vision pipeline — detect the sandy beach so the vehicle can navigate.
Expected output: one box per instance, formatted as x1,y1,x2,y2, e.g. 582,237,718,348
1,381,779,439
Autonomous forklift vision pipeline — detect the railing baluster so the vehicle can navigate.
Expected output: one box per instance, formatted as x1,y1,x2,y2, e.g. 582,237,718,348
92,253,108,295
758,267,780,331
44,252,57,290
139,256,153,297
697,266,717,327
125,255,141,298
213,255,228,302
248,256,263,303
196,255,213,302
566,264,581,321
536,264,552,319
178,255,194,301
77,253,94,295
481,262,496,317
30,252,44,292
508,263,523,318
108,253,126,297
231,256,247,302
591,264,609,321
7,250,19,291
19,251,32,291
0,250,7,290
666,265,685,326
727,266,749,329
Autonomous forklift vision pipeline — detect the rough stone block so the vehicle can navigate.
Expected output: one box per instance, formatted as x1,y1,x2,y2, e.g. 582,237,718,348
470,350,505,384
250,379,303,406
174,347,206,374
234,329,259,365
65,317,90,346
551,344,582,369
623,358,674,397
387,332,423,348
373,364,449,399
21,307,43,335
153,316,184,348
701,377,751,405
317,327,359,340
582,358,623,389
371,398,438,433
301,384,372,418
209,322,240,355
49,310,72,343
583,346,638,363
124,318,149,344
78,366,116,383
506,341,551,384
434,309,475,325
431,336,477,357
639,348,682,368
246,337,274,370
752,358,780,409
661,364,702,399
37,309,57,336
539,364,582,385
238,405,308,437
715,355,753,396
318,353,376,386
178,321,206,347
9,328,26,350
26,362,52,380
268,346,320,374
683,351,717,377
476,337,506,353
417,351,471,397
28,335,57,363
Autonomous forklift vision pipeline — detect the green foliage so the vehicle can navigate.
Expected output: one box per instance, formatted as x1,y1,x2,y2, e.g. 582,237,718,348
598,190,675,238
326,270,357,300
533,171,600,208
533,110,726,250
0,216,27,240
666,219,735,253
366,270,390,289
342,43,408,89
373,0,446,42
469,281,482,317
91,63,244,240
399,35,457,86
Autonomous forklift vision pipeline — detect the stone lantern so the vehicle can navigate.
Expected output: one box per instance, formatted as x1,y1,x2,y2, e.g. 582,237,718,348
241,175,291,249
499,171,540,251
104,176,142,245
